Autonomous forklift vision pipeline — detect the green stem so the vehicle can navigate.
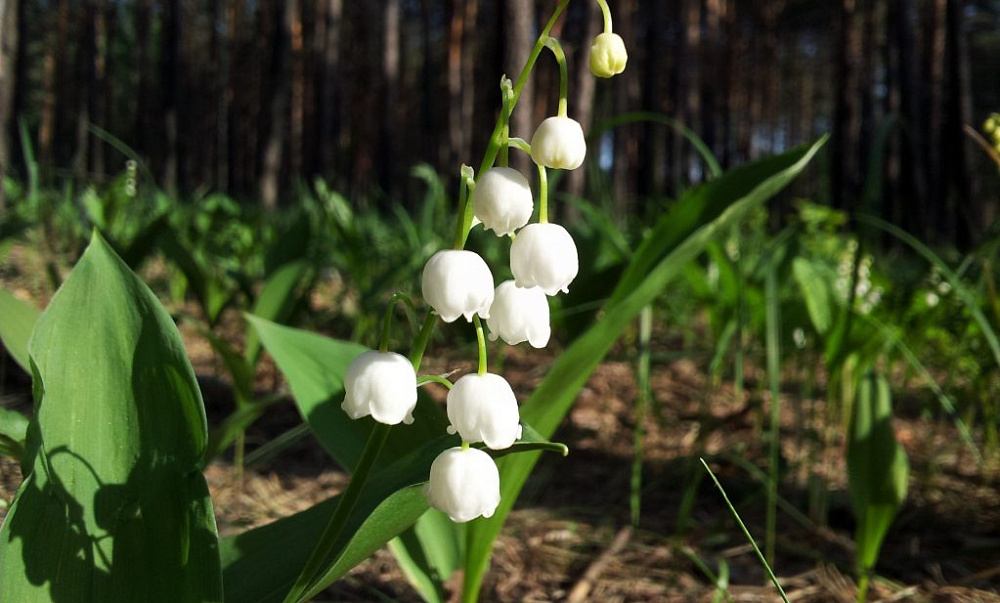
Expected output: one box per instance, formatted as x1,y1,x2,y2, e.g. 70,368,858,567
543,36,570,117
700,459,790,603
507,137,532,156
282,423,392,603
630,305,653,527
537,163,549,223
379,292,416,353
453,165,476,249
499,78,514,167
417,374,455,390
596,0,613,34
764,254,781,567
410,311,438,371
474,314,488,375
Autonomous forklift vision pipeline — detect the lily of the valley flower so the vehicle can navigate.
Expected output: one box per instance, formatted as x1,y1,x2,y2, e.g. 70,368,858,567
422,250,495,322
510,222,579,295
446,373,522,450
486,280,550,348
589,32,628,78
342,351,418,425
424,446,501,523
530,116,587,170
473,167,534,237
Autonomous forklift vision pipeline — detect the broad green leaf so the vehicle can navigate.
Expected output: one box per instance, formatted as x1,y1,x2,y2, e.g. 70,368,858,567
220,428,565,603
847,372,909,575
0,232,222,603
245,260,313,366
0,286,40,374
463,137,828,600
792,256,834,335
245,316,448,471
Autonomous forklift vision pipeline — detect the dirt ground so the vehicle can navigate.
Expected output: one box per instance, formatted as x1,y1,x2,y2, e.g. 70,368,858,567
1,278,999,602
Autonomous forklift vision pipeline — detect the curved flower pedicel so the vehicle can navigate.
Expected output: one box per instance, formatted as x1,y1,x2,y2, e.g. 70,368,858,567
510,222,579,295
530,116,587,170
421,249,495,322
447,373,522,450
472,167,534,237
341,351,418,425
486,280,550,348
424,446,501,523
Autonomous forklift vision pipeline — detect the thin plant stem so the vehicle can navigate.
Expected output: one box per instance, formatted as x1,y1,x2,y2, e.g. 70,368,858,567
417,374,454,390
474,315,488,375
410,312,438,371
630,305,653,527
700,459,790,603
596,0,613,33
543,36,570,117
283,423,392,603
453,165,476,249
379,292,416,353
764,255,782,567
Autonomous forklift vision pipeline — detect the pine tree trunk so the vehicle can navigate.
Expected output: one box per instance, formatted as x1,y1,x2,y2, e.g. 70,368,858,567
259,0,292,208
162,0,182,195
0,0,18,212
504,0,535,176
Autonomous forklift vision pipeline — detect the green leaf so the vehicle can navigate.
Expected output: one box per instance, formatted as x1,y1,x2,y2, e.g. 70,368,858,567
245,260,313,366
463,137,828,601
244,316,449,471
847,372,909,575
0,232,222,603
792,256,834,335
0,286,40,374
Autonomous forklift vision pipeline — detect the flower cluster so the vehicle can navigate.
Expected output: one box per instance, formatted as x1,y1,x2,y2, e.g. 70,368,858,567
337,1,627,525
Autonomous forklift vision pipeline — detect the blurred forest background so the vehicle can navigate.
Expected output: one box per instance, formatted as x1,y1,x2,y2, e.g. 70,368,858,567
0,0,997,247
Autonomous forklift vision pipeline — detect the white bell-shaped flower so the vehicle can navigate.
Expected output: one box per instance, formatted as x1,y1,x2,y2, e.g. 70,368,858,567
341,351,418,425
589,33,628,78
446,373,522,450
486,281,550,348
472,167,534,237
422,250,494,322
530,116,587,170
423,446,501,523
510,222,579,295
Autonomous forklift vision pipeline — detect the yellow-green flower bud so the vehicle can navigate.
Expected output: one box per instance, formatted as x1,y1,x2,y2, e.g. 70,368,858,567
589,32,628,78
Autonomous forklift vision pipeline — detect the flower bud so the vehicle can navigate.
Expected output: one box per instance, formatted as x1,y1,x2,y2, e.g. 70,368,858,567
589,32,628,78
422,250,494,322
447,373,522,450
342,351,418,425
510,222,579,295
486,281,550,348
530,116,587,170
423,446,501,523
472,167,534,237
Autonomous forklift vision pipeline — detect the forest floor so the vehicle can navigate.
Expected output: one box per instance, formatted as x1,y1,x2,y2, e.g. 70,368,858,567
1,278,999,602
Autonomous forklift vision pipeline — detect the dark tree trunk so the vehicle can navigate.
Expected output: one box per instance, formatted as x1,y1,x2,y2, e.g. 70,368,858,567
0,0,19,212
504,0,535,176
258,0,292,208
162,0,182,195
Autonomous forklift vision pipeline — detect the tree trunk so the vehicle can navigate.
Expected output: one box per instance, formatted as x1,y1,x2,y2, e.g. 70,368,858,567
0,0,18,212
319,0,342,180
384,0,402,191
258,0,292,208
831,0,863,211
565,0,601,202
289,0,304,180
504,0,535,176
162,0,181,195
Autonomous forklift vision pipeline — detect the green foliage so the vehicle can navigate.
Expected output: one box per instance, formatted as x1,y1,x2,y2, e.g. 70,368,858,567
0,232,221,603
847,371,909,601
